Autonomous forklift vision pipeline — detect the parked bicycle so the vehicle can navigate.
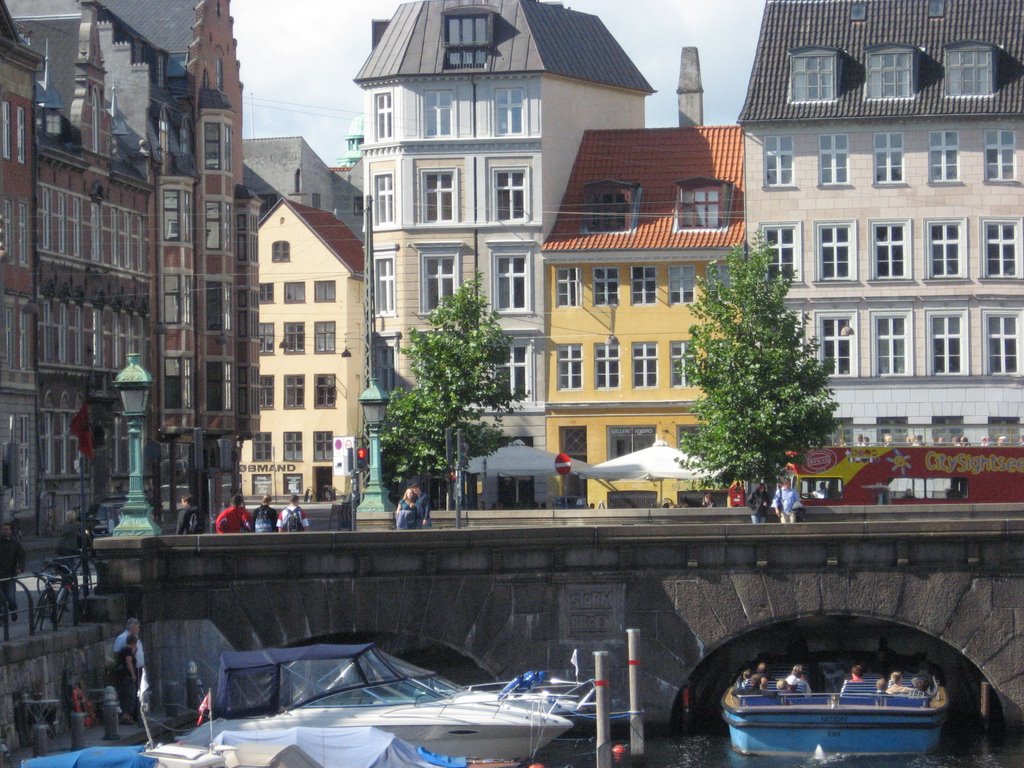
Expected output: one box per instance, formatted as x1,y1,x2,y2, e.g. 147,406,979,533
30,557,81,632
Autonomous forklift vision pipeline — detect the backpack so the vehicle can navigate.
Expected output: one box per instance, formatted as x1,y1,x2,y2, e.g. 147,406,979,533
285,508,303,531
186,508,204,534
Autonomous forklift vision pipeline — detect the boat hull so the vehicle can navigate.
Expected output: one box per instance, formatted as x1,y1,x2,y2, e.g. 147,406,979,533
722,692,947,755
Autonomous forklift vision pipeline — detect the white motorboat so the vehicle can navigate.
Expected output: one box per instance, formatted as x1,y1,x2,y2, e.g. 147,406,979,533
180,644,576,761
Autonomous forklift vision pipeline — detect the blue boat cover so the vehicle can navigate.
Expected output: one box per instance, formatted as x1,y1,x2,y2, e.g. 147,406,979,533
22,746,154,768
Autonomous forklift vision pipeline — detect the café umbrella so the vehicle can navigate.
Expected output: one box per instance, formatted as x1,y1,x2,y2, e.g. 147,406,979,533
579,440,702,481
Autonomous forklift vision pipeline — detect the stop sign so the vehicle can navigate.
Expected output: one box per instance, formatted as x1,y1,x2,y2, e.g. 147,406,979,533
554,453,572,475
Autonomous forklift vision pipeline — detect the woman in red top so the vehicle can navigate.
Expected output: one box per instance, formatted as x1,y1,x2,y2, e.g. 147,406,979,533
849,664,864,682
215,494,253,533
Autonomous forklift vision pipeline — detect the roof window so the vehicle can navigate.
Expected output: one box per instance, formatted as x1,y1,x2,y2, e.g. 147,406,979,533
583,180,640,234
851,2,866,21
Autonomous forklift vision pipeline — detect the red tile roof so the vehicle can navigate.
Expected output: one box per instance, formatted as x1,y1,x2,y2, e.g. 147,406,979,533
544,125,745,252
283,199,364,274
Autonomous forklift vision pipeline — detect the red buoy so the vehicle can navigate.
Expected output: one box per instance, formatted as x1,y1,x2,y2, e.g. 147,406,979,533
612,744,627,755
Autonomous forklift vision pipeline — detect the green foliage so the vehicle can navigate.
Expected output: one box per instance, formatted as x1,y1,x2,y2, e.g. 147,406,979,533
681,237,838,485
380,274,520,482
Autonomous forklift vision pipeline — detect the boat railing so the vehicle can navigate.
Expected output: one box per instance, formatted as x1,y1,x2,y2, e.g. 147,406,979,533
735,690,935,708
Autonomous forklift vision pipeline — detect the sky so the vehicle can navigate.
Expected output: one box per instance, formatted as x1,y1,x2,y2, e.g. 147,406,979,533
232,0,766,166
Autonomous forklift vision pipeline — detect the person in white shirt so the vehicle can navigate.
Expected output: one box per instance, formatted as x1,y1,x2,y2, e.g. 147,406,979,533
277,495,309,531
113,617,145,674
773,477,800,524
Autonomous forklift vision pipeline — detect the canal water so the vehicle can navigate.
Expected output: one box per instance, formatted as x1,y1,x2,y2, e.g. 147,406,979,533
532,730,1024,768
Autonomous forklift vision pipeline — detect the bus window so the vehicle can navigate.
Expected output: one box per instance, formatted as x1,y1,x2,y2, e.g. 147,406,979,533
800,477,843,500
890,477,926,500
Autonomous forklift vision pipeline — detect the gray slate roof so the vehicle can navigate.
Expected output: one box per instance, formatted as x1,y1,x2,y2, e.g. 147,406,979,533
94,0,197,53
740,0,1024,123
356,0,652,93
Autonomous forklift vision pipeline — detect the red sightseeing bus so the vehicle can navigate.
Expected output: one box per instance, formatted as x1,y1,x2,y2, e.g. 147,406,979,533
791,445,1024,506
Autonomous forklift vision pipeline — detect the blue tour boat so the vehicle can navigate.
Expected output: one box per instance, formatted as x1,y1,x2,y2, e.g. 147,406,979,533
722,671,948,755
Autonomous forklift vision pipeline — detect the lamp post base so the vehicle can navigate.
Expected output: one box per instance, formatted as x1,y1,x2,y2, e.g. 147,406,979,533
357,485,391,513
112,501,161,537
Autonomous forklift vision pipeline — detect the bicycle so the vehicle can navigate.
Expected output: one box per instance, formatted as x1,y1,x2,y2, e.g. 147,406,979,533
31,559,78,632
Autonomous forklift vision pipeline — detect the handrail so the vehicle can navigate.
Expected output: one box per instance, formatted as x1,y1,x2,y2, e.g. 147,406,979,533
0,574,37,640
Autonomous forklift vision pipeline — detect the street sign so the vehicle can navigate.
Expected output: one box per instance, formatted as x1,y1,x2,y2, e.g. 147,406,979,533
333,436,355,476
555,453,572,475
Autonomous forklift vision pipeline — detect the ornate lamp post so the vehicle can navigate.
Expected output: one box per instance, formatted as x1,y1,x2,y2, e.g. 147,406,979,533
112,353,161,536
357,377,390,512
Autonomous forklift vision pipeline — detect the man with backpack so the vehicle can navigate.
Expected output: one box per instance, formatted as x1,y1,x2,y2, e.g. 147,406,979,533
277,495,308,532
252,495,277,533
175,495,205,535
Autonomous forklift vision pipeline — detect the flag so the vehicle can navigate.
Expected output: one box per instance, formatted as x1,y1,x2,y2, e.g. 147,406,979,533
138,668,150,701
70,402,94,459
570,648,579,680
196,690,211,725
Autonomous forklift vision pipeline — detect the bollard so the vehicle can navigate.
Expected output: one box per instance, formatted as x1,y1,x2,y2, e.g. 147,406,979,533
627,628,645,759
31,723,47,757
102,686,119,741
186,661,202,713
594,650,611,768
70,711,85,750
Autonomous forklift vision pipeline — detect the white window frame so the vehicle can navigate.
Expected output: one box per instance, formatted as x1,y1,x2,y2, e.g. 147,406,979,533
493,168,527,222
668,265,696,304
493,252,529,312
594,342,620,389
929,130,959,182
494,87,524,136
630,265,657,306
631,342,658,388
946,47,994,97
15,106,24,163
670,341,688,387
874,132,904,184
818,314,857,377
593,267,619,306
926,219,966,278
866,49,914,100
982,218,1022,278
420,169,457,223
421,251,459,312
555,267,581,308
375,252,396,316
819,134,849,185
502,340,531,399
762,224,801,280
985,130,1015,182
424,89,453,138
873,313,911,376
17,202,27,265
871,220,910,280
39,187,50,251
375,91,393,141
764,135,794,187
677,187,723,229
1,101,9,159
70,197,81,257
816,222,855,281
985,312,1019,375
374,173,395,225
928,311,966,376
790,52,835,102
557,344,583,390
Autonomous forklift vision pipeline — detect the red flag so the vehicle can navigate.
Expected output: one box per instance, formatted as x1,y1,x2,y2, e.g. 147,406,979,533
70,403,94,459
196,689,211,725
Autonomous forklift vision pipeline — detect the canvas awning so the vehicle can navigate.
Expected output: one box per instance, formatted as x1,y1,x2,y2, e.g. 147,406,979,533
579,440,702,481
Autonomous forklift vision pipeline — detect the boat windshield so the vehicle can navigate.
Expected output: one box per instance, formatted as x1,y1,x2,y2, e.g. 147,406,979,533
299,678,447,708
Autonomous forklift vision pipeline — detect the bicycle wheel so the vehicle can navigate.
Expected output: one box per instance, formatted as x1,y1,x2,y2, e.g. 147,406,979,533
33,587,56,631
55,583,75,626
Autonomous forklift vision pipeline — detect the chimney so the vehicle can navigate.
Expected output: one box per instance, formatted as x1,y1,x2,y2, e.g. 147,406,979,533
371,19,390,50
677,47,704,127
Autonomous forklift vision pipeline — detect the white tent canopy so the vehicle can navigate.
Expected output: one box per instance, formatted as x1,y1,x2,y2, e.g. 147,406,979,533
579,439,702,481
467,440,591,476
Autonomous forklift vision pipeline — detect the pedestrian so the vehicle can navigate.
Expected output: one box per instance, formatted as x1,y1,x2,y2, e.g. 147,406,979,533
701,492,715,508
395,488,418,530
252,495,277,533
304,487,312,503
277,495,308,532
746,482,772,524
55,511,83,555
0,522,25,621
215,494,252,533
413,482,432,528
112,617,145,685
773,477,800,524
114,634,140,724
175,494,204,535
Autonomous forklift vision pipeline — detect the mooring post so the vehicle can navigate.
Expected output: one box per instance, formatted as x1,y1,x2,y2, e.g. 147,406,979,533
627,627,645,758
102,686,119,741
980,681,990,729
595,650,611,768
70,710,85,750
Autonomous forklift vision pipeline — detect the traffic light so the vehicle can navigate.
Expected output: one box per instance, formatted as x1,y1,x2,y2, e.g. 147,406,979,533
356,446,369,471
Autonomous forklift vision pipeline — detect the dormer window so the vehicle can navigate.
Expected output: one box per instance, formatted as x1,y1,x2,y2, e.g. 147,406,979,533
790,49,838,103
676,179,732,230
945,44,995,97
584,181,639,233
444,11,493,70
866,46,916,100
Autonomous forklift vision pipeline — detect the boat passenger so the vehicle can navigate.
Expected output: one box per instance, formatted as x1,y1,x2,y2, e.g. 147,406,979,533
758,676,776,698
785,665,811,693
849,664,864,682
875,678,887,694
912,677,930,696
736,669,755,691
886,671,916,695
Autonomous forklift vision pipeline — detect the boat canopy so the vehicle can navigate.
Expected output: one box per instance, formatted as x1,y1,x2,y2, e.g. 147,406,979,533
23,747,154,768
214,644,449,719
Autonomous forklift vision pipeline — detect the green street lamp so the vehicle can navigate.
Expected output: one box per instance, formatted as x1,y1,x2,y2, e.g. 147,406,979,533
112,353,161,536
357,377,390,513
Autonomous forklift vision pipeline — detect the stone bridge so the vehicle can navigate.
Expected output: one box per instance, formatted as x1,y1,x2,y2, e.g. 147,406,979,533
93,510,1024,729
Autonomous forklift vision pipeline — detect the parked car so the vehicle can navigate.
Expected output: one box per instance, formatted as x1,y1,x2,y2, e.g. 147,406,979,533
552,496,589,509
86,495,127,537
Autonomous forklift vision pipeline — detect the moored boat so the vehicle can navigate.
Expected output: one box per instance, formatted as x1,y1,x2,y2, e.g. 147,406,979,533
722,668,948,755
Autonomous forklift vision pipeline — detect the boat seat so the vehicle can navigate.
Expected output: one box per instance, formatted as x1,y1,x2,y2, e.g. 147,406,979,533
778,693,831,706
736,695,779,706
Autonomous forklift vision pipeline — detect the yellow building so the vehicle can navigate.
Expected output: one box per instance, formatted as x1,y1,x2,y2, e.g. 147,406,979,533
241,199,364,501
542,127,746,508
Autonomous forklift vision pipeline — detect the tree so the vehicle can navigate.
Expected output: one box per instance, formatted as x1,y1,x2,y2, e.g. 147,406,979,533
681,237,838,485
380,274,521,483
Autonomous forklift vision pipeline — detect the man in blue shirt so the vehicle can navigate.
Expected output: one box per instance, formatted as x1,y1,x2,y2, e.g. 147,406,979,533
773,477,800,524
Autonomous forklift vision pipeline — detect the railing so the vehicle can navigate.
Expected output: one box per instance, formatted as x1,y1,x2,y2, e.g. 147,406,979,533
0,554,90,640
